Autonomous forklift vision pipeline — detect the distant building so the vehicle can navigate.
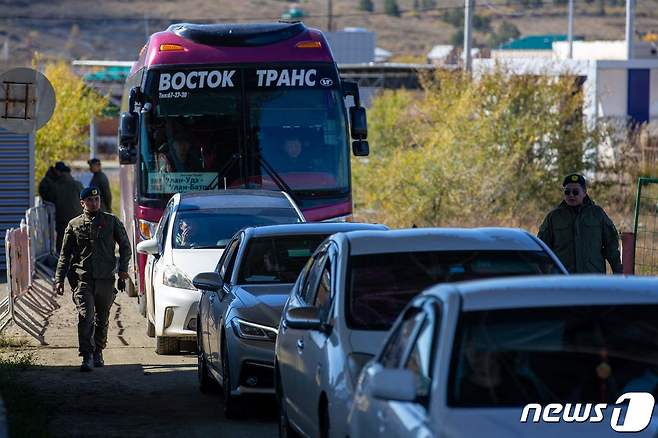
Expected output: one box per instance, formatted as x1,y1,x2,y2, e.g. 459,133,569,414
553,40,658,60
375,47,392,63
325,28,376,64
427,45,453,65
492,34,583,59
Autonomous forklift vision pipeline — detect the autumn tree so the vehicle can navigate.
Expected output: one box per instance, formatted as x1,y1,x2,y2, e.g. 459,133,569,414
34,59,107,182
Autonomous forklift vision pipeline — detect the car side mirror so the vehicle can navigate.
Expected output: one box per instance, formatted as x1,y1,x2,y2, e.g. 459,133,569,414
192,272,224,292
349,106,368,140
136,238,159,256
285,306,325,331
370,368,418,402
352,140,369,157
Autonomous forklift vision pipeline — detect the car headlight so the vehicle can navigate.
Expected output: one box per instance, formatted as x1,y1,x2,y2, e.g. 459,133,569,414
231,318,278,342
162,265,195,290
139,219,158,240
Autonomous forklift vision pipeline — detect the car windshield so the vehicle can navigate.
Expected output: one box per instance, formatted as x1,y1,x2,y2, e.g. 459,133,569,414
448,305,658,407
347,250,562,330
237,235,329,284
172,208,302,249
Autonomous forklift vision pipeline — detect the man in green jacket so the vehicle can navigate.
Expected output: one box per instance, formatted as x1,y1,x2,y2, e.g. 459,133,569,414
88,158,112,213
538,173,622,274
54,187,132,372
53,164,84,252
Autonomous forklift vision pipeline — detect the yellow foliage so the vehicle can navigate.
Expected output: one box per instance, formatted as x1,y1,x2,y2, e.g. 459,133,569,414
354,68,606,229
34,59,107,181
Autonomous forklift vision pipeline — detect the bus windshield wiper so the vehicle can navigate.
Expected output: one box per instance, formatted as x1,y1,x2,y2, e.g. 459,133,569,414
205,153,241,190
258,154,299,206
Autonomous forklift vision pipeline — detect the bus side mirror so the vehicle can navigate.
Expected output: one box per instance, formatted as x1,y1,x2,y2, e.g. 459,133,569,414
352,140,369,157
349,106,368,140
119,112,138,147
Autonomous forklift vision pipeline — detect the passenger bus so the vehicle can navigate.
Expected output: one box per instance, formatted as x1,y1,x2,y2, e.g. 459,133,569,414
118,22,369,300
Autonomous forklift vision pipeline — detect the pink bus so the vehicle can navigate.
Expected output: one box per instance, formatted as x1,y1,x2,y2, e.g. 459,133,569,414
118,22,369,302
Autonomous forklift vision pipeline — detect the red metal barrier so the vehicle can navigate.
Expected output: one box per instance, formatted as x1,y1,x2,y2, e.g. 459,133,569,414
621,232,635,275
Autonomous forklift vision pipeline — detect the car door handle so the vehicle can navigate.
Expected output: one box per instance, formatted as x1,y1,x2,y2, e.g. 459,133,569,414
296,339,304,351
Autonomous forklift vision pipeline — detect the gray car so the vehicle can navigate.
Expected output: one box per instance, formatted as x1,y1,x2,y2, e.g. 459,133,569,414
275,228,568,438
193,222,388,417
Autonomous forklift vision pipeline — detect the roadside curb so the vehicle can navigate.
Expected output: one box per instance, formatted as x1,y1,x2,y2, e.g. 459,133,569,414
0,395,8,438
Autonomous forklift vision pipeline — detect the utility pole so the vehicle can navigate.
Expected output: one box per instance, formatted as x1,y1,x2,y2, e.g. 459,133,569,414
327,0,333,32
626,0,635,59
464,0,474,72
567,0,573,59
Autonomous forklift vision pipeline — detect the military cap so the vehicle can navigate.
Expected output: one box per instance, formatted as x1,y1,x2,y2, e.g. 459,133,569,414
55,161,71,172
80,186,100,200
562,173,586,189
87,158,101,165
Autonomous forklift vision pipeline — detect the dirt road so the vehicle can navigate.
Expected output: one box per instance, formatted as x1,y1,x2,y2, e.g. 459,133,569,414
4,285,277,437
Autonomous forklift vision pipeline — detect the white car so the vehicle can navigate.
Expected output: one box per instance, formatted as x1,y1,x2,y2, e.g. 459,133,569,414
349,275,658,438
275,227,567,437
136,190,304,354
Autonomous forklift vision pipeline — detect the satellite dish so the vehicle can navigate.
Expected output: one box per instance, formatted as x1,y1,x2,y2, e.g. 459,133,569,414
0,68,56,134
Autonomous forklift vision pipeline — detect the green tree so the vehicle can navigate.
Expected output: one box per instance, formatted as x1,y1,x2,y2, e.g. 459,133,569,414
421,0,436,9
383,0,400,16
353,69,605,229
450,27,465,46
34,60,107,182
358,0,374,12
489,20,520,48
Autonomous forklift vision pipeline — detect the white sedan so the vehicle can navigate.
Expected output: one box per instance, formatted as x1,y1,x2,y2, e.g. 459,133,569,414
349,275,658,438
137,190,304,354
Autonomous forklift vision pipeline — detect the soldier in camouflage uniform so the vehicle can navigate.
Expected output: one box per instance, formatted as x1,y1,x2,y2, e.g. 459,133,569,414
54,187,132,372
538,173,622,274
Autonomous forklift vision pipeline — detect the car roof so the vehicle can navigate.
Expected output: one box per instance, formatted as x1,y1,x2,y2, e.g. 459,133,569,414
176,190,293,211
341,227,542,256
242,222,388,238
424,275,658,311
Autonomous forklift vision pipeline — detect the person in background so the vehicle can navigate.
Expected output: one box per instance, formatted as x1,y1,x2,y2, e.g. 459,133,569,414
538,173,622,274
53,163,84,253
54,187,131,372
88,158,112,213
38,162,63,203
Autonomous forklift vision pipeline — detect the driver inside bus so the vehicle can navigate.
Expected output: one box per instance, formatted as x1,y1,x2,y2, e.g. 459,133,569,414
157,136,203,172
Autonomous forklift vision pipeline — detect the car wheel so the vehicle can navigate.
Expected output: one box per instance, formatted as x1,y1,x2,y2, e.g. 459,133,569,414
197,321,213,393
277,368,299,438
221,336,240,418
155,336,180,355
319,403,330,438
146,318,155,338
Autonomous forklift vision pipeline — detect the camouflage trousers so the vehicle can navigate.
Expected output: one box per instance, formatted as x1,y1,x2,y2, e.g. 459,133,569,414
72,279,116,356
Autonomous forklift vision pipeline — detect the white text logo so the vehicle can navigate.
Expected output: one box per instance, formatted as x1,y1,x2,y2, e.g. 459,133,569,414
158,70,236,91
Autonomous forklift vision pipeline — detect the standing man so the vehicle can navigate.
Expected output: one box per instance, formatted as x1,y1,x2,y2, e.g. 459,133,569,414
53,163,84,253
54,187,132,372
88,158,112,213
38,162,63,203
538,173,622,274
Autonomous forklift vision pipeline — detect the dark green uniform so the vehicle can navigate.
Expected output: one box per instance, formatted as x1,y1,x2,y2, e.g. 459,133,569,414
53,173,84,252
38,167,59,203
90,170,112,213
55,211,132,356
538,196,622,274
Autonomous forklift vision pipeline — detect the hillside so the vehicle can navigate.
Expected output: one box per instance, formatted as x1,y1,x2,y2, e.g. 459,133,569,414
1,0,658,65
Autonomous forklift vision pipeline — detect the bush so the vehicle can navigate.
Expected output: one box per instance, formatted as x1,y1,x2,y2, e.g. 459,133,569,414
353,69,607,229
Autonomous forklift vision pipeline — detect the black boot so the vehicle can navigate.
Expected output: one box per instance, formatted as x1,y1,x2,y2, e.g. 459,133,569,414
93,349,104,368
80,354,93,372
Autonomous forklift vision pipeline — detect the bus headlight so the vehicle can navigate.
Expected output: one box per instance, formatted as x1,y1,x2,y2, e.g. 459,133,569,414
162,265,195,290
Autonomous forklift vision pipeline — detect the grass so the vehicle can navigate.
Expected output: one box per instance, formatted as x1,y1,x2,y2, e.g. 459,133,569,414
0,339,49,438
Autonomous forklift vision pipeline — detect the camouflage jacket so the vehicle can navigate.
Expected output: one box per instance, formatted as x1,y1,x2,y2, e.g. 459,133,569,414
55,211,132,283
538,196,622,274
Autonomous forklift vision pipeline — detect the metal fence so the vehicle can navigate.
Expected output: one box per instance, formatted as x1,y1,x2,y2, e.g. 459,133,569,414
1,199,57,332
632,177,658,275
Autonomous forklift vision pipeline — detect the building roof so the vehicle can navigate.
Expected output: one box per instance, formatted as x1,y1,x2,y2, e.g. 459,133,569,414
499,34,581,51
427,45,453,60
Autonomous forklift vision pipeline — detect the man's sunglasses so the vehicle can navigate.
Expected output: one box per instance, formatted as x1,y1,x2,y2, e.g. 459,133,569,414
564,188,580,196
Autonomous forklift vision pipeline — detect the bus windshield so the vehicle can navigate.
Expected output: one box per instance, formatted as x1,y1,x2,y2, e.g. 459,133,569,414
139,65,349,201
